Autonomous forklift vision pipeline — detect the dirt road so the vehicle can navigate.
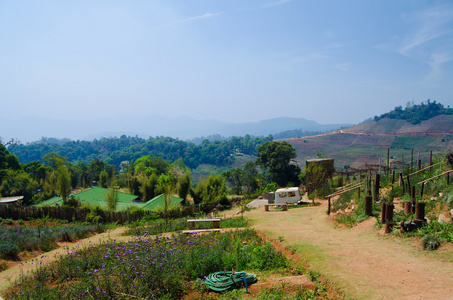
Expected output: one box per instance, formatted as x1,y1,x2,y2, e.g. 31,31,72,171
245,200,453,300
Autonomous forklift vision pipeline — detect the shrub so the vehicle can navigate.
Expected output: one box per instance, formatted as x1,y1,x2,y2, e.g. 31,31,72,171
0,218,14,225
63,195,81,208
422,234,442,251
447,152,453,168
0,224,102,256
334,213,369,228
85,206,104,224
332,191,354,211
0,242,20,260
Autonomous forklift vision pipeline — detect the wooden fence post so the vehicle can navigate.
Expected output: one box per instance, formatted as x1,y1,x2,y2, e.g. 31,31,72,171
387,148,390,179
399,173,405,194
327,197,331,215
406,175,411,198
411,149,414,173
373,174,380,202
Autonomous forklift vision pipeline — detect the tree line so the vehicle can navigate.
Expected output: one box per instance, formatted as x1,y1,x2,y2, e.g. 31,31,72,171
374,100,452,125
1,137,305,212
8,135,273,169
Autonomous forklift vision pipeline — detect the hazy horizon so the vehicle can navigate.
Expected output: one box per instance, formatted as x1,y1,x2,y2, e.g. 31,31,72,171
1,115,352,144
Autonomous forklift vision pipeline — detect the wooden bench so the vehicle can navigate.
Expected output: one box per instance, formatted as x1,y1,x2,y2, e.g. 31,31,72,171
187,218,221,230
182,229,221,234
264,204,287,211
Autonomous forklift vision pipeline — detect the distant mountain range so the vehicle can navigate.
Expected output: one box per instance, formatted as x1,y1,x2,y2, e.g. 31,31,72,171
1,115,351,144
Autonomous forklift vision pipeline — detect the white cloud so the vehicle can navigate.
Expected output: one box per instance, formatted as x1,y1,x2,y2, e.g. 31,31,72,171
395,4,453,84
288,54,329,64
423,52,453,85
165,12,223,26
261,0,295,9
399,5,453,56
335,63,350,72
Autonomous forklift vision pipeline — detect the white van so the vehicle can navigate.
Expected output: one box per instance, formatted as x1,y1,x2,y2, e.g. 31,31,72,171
274,187,301,204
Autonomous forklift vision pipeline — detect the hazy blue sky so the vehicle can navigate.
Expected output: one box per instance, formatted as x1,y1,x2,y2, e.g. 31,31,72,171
1,0,453,126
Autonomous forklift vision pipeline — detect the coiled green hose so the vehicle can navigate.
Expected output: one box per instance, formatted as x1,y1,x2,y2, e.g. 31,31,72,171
204,271,257,292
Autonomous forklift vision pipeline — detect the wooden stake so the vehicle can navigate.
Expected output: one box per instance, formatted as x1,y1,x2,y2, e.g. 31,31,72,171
236,246,239,270
411,149,414,173
406,174,411,198
402,155,405,175
379,156,381,175
418,151,420,170
400,173,405,194
387,148,390,179
374,174,380,202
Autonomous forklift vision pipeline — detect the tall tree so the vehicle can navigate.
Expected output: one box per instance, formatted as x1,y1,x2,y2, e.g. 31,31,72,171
105,184,119,211
177,171,192,204
158,173,176,224
0,144,21,182
135,156,170,176
242,161,259,194
42,152,68,169
140,173,159,201
99,170,109,188
190,175,229,208
256,141,301,187
0,170,38,204
223,168,243,195
57,167,72,205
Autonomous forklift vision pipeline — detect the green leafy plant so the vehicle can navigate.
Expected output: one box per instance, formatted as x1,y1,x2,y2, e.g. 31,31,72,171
332,191,354,212
0,242,20,260
422,234,442,251
307,270,321,283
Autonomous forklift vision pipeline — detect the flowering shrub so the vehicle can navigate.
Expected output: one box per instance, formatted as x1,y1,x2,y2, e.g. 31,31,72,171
126,217,248,236
0,224,103,254
7,229,288,299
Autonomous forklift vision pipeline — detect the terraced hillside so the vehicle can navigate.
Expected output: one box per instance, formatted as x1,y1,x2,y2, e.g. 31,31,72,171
282,114,453,170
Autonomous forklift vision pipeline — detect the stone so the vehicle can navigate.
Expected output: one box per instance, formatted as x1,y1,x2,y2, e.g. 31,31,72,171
438,213,452,224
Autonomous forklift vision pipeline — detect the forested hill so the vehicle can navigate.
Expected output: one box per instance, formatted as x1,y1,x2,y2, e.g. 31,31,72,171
374,100,452,124
8,135,272,169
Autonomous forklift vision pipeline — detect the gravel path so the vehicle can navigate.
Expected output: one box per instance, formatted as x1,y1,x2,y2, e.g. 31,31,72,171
246,199,268,208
